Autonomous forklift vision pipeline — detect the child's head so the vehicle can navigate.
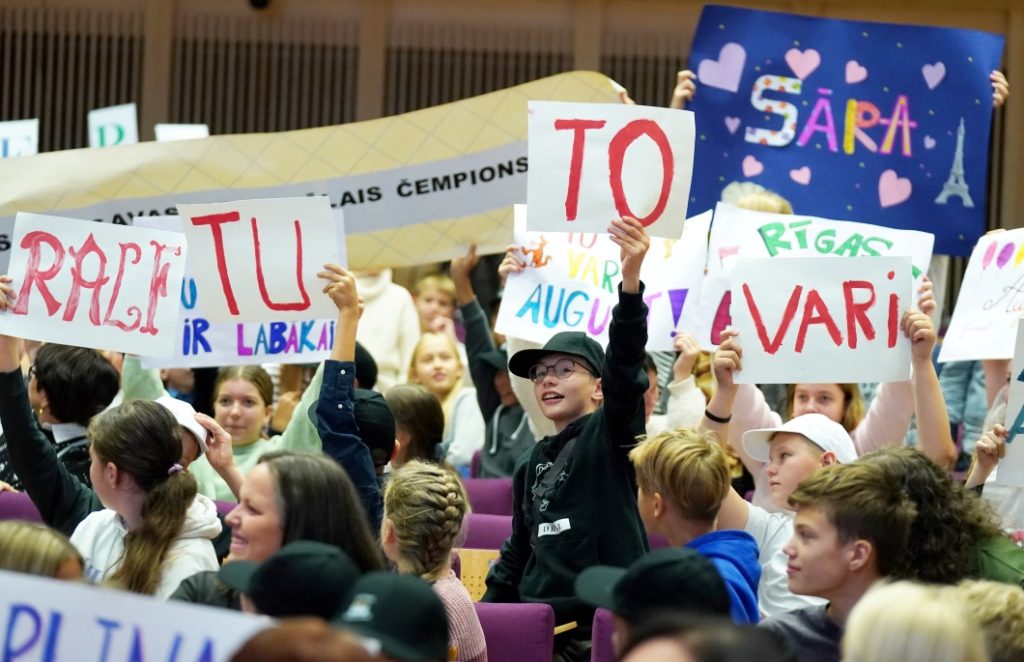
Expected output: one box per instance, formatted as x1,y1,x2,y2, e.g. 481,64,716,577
30,344,120,425
382,460,468,581
408,332,465,404
787,383,864,431
784,462,917,602
413,274,456,332
742,413,857,509
213,365,275,447
0,521,83,580
734,190,794,215
351,389,397,474
479,346,518,408
956,579,1024,662
857,447,1004,583
88,400,199,594
226,452,384,573
385,384,445,467
643,354,660,423
508,332,605,432
843,581,986,662
629,428,729,538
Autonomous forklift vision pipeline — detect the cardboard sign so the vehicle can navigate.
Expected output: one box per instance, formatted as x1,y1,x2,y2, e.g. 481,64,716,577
154,124,210,142
496,205,709,350
688,5,1004,256
698,202,933,349
0,72,622,273
998,320,1024,487
0,119,38,158
177,196,339,323
940,229,1024,362
87,103,139,148
527,101,695,238
0,212,187,356
135,213,347,369
0,570,267,661
729,256,912,384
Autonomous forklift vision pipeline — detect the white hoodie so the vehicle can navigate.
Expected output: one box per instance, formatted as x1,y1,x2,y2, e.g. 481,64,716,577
71,494,222,599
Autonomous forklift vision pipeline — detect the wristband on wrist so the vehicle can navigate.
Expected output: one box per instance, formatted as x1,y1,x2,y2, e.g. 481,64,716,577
704,408,731,424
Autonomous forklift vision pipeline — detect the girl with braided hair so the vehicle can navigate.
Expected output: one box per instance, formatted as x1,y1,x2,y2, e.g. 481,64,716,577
382,460,487,662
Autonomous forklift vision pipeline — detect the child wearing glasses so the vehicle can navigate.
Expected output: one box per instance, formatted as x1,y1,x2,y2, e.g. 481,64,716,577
482,216,651,662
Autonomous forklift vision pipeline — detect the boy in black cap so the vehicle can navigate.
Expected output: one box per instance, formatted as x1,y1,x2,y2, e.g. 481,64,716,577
450,244,534,478
482,216,652,660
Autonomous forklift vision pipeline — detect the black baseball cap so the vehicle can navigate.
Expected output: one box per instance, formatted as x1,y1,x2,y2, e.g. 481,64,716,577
354,341,378,390
308,388,396,468
218,540,362,619
333,572,449,662
507,332,604,380
574,547,730,625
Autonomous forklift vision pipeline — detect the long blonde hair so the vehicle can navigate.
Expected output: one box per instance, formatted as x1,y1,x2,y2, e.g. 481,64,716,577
408,332,466,420
0,521,82,578
383,460,468,582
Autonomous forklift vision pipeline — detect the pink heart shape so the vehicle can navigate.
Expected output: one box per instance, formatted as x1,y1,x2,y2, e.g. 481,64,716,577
922,62,946,90
724,117,741,134
742,155,764,178
789,166,812,185
785,48,821,80
698,43,747,93
924,135,936,149
878,169,912,208
845,60,868,84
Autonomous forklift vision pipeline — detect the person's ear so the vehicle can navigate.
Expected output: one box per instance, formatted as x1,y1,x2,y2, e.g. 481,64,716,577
382,518,397,545
390,440,402,463
591,377,604,403
652,492,665,519
848,539,873,572
105,462,125,490
820,451,838,467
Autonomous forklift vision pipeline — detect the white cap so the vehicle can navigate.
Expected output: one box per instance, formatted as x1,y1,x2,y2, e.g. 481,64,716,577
742,413,857,464
156,395,209,455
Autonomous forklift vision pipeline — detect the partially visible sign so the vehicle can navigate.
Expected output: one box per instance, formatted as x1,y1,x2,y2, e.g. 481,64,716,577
88,103,139,148
0,119,38,158
155,124,210,142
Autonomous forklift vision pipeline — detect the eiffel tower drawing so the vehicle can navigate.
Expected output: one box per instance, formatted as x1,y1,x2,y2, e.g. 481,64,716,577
935,117,974,208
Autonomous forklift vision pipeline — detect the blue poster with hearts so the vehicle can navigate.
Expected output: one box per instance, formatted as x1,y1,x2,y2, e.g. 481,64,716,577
687,5,1004,256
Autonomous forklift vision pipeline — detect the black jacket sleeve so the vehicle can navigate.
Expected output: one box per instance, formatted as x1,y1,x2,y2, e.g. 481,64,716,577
459,297,501,419
601,284,650,453
480,451,530,603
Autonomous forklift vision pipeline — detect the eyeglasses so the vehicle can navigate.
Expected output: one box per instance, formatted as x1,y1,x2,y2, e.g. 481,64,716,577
527,359,590,383
27,364,35,380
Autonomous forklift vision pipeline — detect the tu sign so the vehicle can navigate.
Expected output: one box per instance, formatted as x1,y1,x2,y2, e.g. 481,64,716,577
527,101,695,239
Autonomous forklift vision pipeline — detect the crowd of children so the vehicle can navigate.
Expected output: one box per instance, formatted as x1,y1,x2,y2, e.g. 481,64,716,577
0,65,1022,662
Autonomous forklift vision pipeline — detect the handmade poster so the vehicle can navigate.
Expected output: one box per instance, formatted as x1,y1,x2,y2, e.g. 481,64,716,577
940,229,1024,362
0,570,268,661
527,101,695,238
0,212,187,356
696,202,933,348
136,213,347,369
177,196,339,323
997,320,1024,487
0,72,622,273
729,256,912,384
496,204,709,350
0,119,38,158
87,102,139,148
688,5,1004,256
155,123,210,142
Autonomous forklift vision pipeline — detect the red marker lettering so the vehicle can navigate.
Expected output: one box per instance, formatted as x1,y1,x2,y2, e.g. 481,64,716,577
62,233,109,324
190,211,241,315
13,231,65,316
842,280,876,349
252,218,311,312
554,119,606,221
743,283,802,355
795,288,843,353
608,119,674,227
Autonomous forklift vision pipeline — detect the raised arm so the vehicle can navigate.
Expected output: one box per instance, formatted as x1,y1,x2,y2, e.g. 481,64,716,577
669,70,696,110
451,244,501,418
905,310,957,470
965,425,1007,490
663,331,707,429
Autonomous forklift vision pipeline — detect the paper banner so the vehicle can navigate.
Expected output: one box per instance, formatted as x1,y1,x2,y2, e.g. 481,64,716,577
136,214,347,369
0,72,622,274
177,196,339,323
0,569,267,661
495,204,709,350
526,101,695,238
155,123,210,142
729,256,912,384
697,202,933,348
0,119,39,158
999,319,1024,486
0,212,187,356
688,5,1004,256
87,103,139,148
940,229,1024,362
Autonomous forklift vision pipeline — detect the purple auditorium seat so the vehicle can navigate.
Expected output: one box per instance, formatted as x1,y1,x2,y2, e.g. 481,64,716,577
0,492,42,523
590,608,616,662
471,450,482,478
475,602,555,662
214,500,236,518
463,478,515,517
463,513,513,550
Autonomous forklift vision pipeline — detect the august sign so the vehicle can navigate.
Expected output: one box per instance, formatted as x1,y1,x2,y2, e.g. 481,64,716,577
688,5,1003,256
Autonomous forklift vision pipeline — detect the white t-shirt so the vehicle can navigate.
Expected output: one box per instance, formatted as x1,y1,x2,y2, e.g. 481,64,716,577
744,505,825,618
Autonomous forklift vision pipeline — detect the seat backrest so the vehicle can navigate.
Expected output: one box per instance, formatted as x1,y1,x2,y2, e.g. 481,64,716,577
462,513,513,550
453,548,501,601
475,601,554,662
214,499,236,518
0,492,42,523
590,607,616,662
463,478,515,517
